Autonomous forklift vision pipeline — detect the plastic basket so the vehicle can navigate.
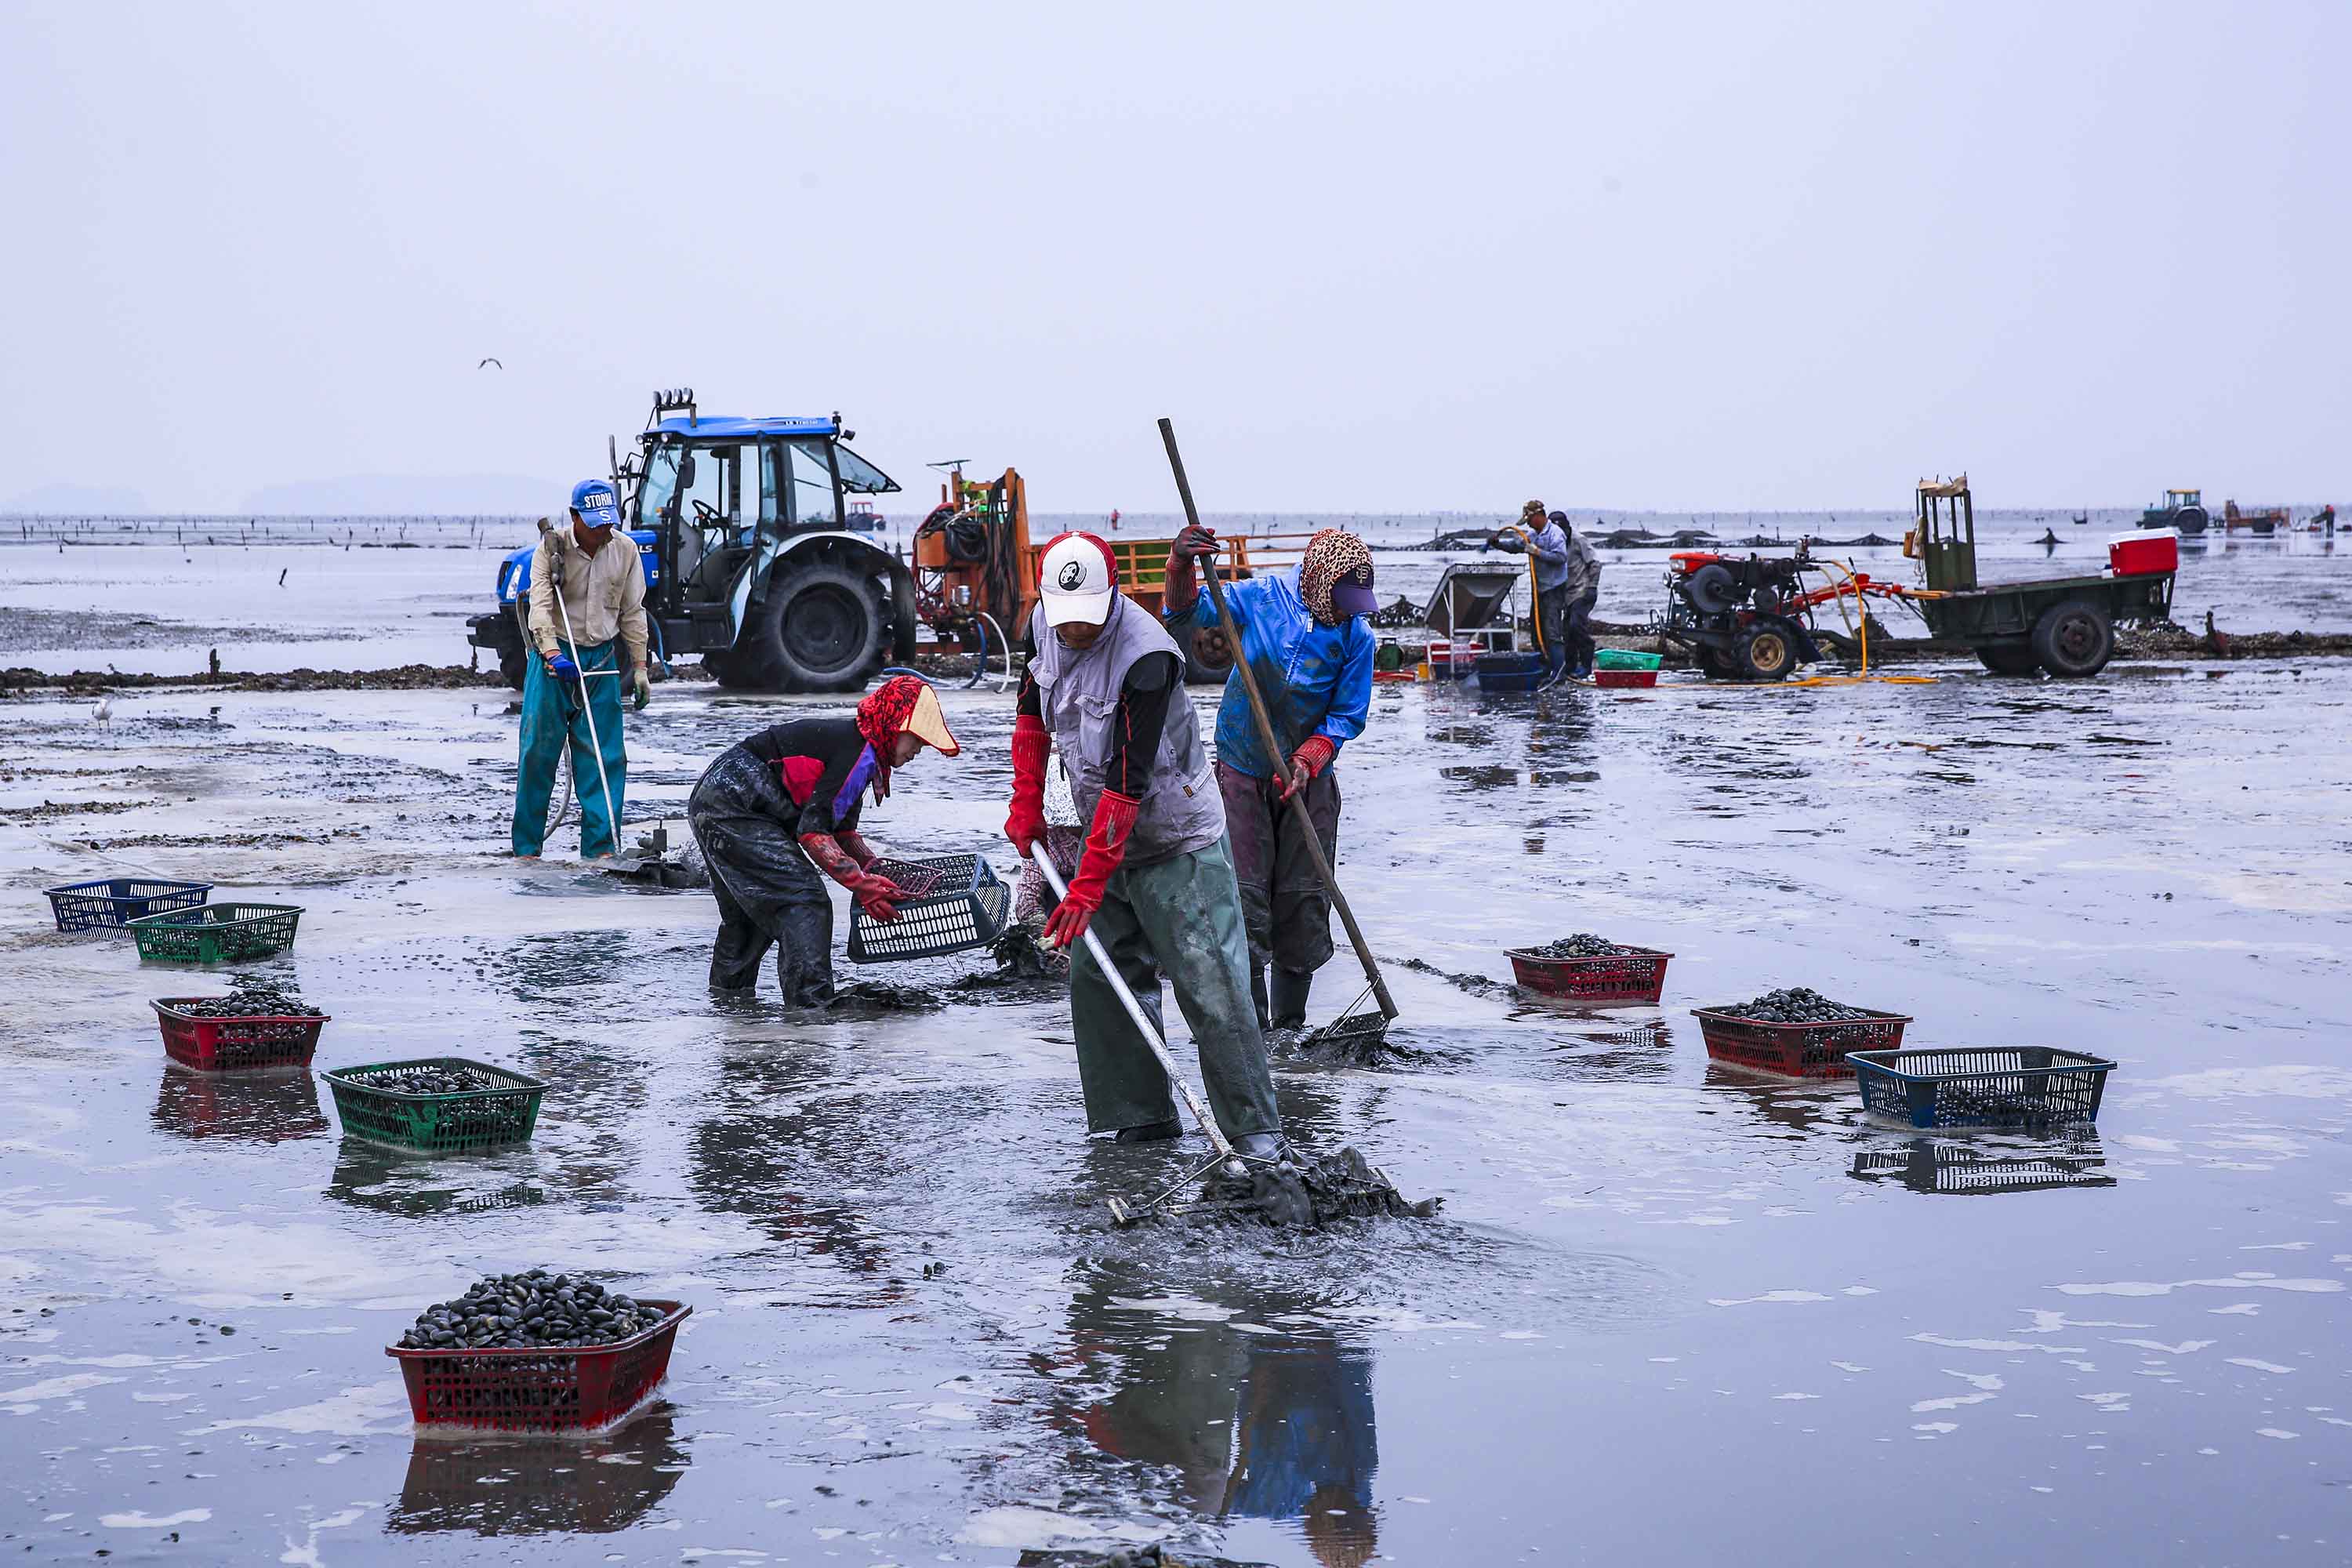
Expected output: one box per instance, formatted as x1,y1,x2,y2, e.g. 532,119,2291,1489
1595,649,1664,671
387,1301,689,1432
127,902,303,964
847,853,1011,964
152,997,329,1072
1475,652,1550,692
1595,668,1660,688
1692,1005,1910,1079
1507,946,1671,1006
45,877,211,932
322,1057,548,1153
1850,1047,2115,1130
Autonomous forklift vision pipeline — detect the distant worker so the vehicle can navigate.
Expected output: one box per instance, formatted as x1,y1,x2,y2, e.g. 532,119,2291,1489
1005,532,1287,1156
513,480,653,859
1489,503,1599,682
1162,524,1376,1033
687,675,960,1006
1109,508,1122,531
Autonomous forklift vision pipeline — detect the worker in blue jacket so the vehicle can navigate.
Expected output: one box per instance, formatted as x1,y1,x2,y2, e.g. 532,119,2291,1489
1162,526,1377,1032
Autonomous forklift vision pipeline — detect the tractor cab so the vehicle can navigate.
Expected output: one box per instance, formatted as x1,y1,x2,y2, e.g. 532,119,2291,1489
1905,475,1977,592
468,388,917,693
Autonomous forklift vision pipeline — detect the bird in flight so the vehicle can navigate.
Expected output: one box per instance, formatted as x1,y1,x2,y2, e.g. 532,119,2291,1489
478,357,503,369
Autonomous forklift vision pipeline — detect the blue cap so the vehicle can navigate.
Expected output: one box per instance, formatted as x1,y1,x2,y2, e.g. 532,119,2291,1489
570,478,621,530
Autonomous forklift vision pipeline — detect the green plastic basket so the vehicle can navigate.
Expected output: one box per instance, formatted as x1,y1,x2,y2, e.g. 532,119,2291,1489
1595,649,1664,672
321,1058,548,1154
127,902,304,964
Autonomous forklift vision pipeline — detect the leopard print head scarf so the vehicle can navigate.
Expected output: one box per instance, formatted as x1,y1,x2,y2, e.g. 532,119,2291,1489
1298,528,1373,627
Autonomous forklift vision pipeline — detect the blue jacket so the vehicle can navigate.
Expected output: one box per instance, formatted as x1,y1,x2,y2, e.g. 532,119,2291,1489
1165,566,1375,780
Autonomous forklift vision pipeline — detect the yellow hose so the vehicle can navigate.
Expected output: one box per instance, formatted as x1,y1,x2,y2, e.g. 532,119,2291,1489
1497,523,1545,658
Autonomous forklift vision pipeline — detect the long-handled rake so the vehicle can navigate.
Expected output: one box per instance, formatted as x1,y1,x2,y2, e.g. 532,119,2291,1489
1030,844,1288,1226
1157,418,1399,1047
535,517,622,852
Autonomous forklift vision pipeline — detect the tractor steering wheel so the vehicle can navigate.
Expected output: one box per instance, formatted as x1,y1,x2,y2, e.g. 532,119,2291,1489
690,499,722,526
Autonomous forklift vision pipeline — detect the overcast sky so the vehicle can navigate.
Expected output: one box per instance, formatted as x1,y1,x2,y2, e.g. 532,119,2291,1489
2,1,2342,514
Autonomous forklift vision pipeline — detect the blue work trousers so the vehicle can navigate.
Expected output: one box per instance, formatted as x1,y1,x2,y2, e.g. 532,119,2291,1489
512,637,626,858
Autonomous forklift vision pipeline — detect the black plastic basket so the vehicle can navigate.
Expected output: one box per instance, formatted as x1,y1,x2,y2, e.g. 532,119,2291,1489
45,877,212,932
1850,1047,2115,1130
846,854,1011,964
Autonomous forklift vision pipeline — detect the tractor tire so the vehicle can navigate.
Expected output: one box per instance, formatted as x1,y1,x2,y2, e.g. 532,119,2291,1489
496,602,532,689
725,560,887,692
2029,598,2114,678
1184,622,1236,684
887,558,920,666
1975,640,2041,677
1732,624,1797,681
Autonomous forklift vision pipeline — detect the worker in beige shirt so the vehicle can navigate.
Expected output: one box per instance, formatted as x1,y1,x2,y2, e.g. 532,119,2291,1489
512,478,652,858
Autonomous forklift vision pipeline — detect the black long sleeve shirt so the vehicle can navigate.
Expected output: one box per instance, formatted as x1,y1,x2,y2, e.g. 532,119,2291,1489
1016,636,1178,799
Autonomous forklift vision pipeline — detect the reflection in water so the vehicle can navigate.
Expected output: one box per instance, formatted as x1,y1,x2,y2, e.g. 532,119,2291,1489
152,1067,328,1143
388,1407,685,1535
324,1142,548,1218
1705,1066,1842,1137
1055,1269,1380,1567
1850,1134,2114,1195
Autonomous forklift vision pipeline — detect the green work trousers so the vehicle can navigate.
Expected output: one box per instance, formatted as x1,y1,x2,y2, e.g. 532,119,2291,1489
512,637,626,858
1068,836,1282,1143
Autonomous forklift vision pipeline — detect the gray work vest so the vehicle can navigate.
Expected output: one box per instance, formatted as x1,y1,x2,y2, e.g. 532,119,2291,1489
1029,595,1225,866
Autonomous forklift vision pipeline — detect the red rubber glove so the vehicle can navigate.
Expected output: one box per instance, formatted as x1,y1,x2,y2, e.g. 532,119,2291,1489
1161,524,1216,615
833,829,880,870
801,831,904,922
1005,711,1050,855
1277,735,1335,801
1043,789,1140,950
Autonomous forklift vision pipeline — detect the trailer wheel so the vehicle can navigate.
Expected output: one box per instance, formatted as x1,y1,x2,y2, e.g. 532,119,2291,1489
2030,599,2114,678
1185,623,1236,684
1975,641,2041,677
727,560,886,692
496,601,532,689
1733,625,1796,681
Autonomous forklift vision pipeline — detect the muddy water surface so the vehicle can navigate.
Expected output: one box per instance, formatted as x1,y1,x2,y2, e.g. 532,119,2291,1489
2,660,2348,1565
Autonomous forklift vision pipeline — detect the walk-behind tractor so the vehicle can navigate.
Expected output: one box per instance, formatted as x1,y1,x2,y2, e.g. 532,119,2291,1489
469,390,913,692
1655,477,2177,681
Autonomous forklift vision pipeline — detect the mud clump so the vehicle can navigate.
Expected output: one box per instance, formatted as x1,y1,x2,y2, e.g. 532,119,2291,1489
1523,932,1635,959
396,1269,664,1350
1197,1146,1439,1229
176,974,318,1019
986,926,1069,981
817,981,943,1016
1722,985,1872,1023
1396,955,1515,1000
1287,1018,1421,1067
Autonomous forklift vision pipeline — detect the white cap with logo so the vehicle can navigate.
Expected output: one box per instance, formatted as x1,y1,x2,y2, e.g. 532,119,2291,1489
1036,532,1118,627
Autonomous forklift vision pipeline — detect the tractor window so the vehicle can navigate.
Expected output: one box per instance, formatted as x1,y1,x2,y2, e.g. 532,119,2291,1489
637,445,683,524
783,439,840,528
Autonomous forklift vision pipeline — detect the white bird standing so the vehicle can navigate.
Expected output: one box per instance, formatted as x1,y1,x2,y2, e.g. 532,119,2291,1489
92,693,114,746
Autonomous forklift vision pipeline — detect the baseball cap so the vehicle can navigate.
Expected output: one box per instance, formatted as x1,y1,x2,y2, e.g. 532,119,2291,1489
1330,561,1379,619
570,478,622,530
1037,532,1117,627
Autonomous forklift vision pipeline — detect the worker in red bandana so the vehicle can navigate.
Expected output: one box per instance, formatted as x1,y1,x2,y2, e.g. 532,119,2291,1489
686,674,960,1006
1005,532,1287,1157
1162,525,1377,1031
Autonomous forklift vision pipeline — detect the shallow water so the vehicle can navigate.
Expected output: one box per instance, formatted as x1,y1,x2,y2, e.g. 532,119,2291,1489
2,652,2349,1564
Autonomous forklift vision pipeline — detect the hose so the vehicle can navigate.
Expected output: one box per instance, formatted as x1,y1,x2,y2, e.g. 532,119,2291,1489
1495,524,1546,658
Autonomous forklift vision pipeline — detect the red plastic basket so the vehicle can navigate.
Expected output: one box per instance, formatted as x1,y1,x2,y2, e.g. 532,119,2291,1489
1693,1006,1911,1078
1507,946,1672,1006
1595,668,1660,689
151,998,329,1072
387,1301,690,1432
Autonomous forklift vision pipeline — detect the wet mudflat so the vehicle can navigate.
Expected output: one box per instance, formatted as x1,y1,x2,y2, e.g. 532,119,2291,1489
2,658,2348,1566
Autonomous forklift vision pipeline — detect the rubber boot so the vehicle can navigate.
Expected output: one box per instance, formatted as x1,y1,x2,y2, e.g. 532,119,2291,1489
1114,1118,1183,1144
1249,965,1270,1031
1270,967,1313,1031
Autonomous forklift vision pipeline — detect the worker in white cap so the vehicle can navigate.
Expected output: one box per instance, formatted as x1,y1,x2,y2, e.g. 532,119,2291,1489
1003,532,1287,1157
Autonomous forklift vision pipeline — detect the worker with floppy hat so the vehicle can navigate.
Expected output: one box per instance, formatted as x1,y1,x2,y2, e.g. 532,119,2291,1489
1161,524,1377,1032
513,478,653,859
1005,532,1287,1157
688,674,960,1007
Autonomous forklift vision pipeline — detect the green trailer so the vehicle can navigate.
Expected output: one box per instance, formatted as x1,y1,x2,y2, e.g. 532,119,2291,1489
1905,477,2175,677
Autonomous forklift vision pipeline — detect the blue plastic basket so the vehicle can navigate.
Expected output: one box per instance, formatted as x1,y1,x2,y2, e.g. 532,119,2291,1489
44,877,212,932
1474,652,1550,692
1851,1047,2115,1130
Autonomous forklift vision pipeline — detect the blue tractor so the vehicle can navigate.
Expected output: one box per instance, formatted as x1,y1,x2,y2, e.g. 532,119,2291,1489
469,389,914,692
